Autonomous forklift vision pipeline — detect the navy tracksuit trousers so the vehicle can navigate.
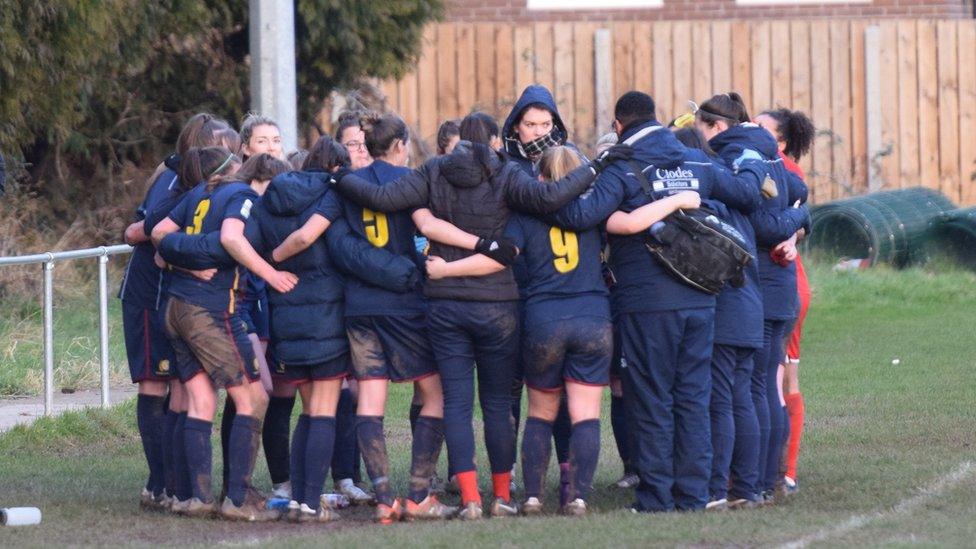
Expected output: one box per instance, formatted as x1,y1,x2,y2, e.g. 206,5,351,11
426,299,518,477
710,344,761,500
753,319,789,493
618,308,714,512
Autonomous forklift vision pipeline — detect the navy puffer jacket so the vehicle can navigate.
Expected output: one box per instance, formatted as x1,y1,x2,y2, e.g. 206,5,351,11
247,171,347,365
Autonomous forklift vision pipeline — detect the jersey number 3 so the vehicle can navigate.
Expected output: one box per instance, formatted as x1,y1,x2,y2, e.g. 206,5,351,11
363,208,389,248
549,227,579,273
186,199,211,235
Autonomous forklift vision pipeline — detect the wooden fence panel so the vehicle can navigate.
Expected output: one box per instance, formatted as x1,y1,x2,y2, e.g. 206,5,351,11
652,22,674,123
897,20,920,188
959,22,976,206
917,20,940,190
375,20,976,205
937,21,960,203
830,20,852,200
878,23,901,189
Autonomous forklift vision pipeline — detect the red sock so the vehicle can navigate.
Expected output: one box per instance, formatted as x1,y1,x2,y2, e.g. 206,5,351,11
456,471,481,505
492,471,512,502
785,392,805,480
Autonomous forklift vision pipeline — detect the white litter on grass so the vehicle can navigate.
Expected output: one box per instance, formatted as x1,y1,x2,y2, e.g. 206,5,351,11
779,460,975,549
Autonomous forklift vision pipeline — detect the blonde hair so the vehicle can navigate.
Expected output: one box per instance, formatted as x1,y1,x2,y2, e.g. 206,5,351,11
539,146,583,181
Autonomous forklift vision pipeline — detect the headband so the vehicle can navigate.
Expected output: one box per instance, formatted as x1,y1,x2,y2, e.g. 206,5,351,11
209,153,235,178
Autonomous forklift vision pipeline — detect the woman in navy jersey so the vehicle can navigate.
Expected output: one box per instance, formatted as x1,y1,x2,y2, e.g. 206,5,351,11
340,112,458,523
119,113,235,511
151,146,296,521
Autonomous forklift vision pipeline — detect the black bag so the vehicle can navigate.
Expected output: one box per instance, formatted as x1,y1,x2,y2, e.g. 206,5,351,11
629,162,754,295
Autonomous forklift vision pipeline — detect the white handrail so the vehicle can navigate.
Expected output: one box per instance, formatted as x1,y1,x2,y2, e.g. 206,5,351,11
1,244,133,415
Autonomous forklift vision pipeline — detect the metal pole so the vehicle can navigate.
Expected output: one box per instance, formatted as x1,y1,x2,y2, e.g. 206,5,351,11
98,252,110,408
42,258,55,416
250,0,299,152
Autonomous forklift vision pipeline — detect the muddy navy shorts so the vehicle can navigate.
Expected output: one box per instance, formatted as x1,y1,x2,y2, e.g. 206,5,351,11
273,353,349,384
521,315,613,391
346,315,437,383
163,297,259,387
122,300,175,383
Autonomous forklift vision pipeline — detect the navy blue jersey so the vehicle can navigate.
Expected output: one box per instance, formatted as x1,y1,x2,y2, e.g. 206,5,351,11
165,181,258,312
504,212,609,323
341,160,425,317
119,168,183,309
550,122,763,315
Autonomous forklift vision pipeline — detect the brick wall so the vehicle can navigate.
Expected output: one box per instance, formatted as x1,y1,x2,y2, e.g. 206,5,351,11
445,0,974,22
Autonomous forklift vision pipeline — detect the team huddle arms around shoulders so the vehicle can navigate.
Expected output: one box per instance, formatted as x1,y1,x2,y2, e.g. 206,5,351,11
119,84,813,524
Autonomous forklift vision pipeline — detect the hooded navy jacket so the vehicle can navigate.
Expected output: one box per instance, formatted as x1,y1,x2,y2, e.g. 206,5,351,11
342,160,425,317
550,121,764,315
244,171,348,366
502,85,585,175
710,124,810,321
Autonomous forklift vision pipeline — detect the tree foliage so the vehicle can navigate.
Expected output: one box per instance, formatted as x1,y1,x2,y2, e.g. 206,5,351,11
0,0,441,217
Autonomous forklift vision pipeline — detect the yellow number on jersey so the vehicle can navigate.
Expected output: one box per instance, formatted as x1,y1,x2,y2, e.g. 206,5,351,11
363,208,389,248
186,199,211,235
549,226,579,273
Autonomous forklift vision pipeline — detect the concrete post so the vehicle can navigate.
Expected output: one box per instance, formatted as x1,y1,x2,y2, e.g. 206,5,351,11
250,0,299,152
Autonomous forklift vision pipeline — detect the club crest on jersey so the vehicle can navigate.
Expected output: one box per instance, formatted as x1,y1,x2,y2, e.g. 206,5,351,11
158,359,170,373
240,199,254,219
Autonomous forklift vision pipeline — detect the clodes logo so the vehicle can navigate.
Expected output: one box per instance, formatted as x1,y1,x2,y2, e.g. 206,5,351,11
655,167,694,179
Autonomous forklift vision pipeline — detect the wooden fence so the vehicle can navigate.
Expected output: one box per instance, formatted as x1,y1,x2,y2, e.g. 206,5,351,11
376,20,976,206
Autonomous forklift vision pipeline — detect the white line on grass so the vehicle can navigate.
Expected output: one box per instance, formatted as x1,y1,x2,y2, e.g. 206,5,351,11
779,460,975,549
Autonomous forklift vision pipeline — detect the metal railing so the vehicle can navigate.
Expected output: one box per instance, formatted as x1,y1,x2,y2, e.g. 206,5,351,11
0,244,133,415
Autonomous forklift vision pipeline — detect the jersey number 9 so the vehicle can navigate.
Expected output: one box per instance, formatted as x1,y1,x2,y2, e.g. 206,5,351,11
363,208,389,248
549,227,579,273
186,199,211,235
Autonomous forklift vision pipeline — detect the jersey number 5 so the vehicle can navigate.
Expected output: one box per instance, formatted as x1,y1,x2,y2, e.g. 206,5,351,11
186,199,211,235
363,208,389,248
549,227,579,273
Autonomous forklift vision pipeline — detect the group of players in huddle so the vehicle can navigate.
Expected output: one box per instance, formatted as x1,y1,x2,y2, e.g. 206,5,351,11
120,84,814,523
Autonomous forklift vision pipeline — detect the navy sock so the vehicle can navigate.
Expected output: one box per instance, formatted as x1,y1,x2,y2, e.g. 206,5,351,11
304,416,336,509
263,396,294,485
521,417,553,499
409,416,444,503
569,419,600,501
173,412,192,500
553,398,572,465
331,388,358,482
610,395,633,474
183,417,214,503
356,415,393,506
220,398,236,492
163,410,179,497
227,414,261,506
136,394,167,496
290,414,310,505
409,403,423,434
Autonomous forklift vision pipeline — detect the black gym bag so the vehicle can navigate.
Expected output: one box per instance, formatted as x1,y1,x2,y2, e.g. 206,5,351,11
629,162,755,295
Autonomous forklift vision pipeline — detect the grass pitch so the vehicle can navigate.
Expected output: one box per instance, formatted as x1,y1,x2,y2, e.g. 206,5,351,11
1,263,975,547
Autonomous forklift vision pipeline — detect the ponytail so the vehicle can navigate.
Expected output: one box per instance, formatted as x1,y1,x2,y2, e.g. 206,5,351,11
459,112,499,145
303,135,349,172
179,146,240,192
359,111,409,158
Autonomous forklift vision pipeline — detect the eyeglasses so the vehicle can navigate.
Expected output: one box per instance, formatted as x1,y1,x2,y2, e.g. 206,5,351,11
343,141,366,151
